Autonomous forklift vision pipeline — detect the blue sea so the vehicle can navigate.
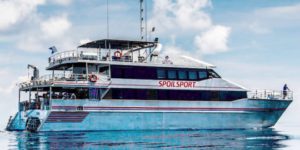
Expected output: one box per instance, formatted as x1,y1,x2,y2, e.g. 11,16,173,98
1,125,300,149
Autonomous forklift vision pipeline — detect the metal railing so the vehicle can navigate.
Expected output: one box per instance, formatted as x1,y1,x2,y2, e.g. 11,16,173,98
19,73,109,88
248,90,293,100
49,50,98,65
48,49,135,66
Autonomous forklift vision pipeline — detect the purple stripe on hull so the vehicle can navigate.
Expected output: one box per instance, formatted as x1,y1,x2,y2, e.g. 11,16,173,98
46,112,89,123
51,106,286,112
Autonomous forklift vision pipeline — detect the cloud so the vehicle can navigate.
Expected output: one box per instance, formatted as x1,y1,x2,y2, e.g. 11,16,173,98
52,0,72,6
248,22,271,34
241,3,300,35
0,70,27,94
150,0,231,56
17,35,45,52
0,0,45,31
194,25,231,54
255,3,300,19
150,0,212,33
15,14,73,52
40,15,71,38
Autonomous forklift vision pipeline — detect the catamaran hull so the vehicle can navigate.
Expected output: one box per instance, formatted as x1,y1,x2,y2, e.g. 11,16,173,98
7,99,291,131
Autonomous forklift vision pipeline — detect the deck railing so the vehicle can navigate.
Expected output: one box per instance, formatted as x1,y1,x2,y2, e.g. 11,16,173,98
248,90,293,100
48,50,98,65
19,73,109,88
48,49,135,66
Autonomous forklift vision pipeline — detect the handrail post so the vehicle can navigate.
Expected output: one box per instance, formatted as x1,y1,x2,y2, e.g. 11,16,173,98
49,86,52,110
255,90,257,99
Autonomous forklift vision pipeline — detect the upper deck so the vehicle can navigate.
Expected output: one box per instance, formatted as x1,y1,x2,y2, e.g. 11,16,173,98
47,39,215,70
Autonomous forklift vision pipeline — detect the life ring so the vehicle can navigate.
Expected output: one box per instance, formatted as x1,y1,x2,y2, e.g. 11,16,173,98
114,51,122,57
89,74,98,82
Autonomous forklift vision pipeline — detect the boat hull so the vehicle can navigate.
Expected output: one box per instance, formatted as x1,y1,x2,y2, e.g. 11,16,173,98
7,99,292,131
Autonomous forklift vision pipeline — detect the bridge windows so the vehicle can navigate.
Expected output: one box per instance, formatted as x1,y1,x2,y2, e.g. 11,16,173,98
111,65,221,81
178,70,187,80
188,71,197,80
167,70,177,79
198,70,208,79
157,69,166,79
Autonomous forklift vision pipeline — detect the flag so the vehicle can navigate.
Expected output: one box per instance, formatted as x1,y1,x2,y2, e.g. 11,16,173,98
152,27,155,32
49,46,57,54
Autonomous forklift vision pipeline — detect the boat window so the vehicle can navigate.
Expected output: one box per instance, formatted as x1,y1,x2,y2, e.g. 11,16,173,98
112,89,122,99
167,70,177,79
147,90,157,100
198,70,208,79
123,67,134,78
208,70,221,78
157,90,168,100
111,65,219,81
157,69,166,79
178,70,187,80
88,64,97,73
123,89,135,99
135,67,157,79
99,66,109,75
73,66,86,75
106,89,247,101
111,66,123,78
188,71,197,80
210,91,219,101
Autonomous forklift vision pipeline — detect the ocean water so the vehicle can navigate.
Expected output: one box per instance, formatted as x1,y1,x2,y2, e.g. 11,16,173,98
1,125,300,149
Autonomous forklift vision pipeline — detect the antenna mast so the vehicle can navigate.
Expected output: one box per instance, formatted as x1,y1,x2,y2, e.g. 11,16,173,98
140,0,147,41
106,0,109,39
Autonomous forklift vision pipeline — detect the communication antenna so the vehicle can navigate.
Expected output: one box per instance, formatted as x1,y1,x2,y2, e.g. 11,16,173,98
140,0,147,41
106,0,109,39
139,0,148,58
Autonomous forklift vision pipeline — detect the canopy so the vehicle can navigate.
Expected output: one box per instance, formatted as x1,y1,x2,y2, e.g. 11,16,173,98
78,39,156,49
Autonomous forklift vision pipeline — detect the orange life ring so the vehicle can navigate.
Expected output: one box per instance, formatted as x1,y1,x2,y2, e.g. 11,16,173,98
114,51,122,57
89,74,98,82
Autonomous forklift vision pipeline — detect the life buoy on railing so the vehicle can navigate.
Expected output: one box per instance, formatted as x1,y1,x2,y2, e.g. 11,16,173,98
89,74,98,82
114,51,122,57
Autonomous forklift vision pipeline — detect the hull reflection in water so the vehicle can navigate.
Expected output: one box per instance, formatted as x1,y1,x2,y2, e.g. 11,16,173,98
8,128,289,149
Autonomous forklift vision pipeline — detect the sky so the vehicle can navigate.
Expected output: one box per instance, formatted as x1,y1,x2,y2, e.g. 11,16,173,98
0,0,300,129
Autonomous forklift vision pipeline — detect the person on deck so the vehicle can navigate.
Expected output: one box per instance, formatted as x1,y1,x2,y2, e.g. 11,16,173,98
71,93,77,99
162,56,173,64
283,84,290,99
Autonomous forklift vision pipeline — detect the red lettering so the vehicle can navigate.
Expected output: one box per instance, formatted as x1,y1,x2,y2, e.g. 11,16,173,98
159,80,197,88
159,81,164,87
192,82,196,88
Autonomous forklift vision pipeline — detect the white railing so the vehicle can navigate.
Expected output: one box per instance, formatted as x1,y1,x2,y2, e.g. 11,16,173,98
248,90,293,100
48,49,135,66
19,73,109,88
49,50,99,65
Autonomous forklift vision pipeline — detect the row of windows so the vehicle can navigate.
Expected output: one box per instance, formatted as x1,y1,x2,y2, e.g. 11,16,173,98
111,65,221,80
104,89,247,101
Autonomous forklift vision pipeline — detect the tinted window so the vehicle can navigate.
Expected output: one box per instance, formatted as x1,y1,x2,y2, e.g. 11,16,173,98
188,71,197,80
123,67,134,78
198,70,208,79
178,70,187,80
208,70,221,78
147,90,157,100
107,89,246,101
158,90,168,100
157,69,166,79
111,66,123,78
168,70,177,79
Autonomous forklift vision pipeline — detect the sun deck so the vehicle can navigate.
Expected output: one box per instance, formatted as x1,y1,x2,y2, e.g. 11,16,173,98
47,39,215,70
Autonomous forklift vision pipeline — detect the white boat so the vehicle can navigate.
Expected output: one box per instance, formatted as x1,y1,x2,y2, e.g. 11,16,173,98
6,39,293,132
